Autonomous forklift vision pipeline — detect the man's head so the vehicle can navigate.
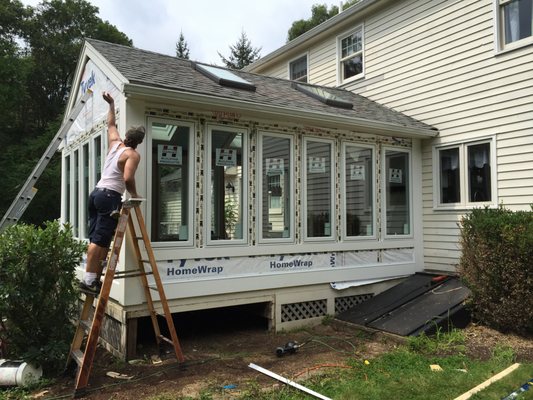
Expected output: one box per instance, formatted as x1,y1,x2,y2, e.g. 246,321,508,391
124,126,145,149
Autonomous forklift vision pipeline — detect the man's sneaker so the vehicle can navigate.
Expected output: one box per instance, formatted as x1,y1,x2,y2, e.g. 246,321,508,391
78,280,102,295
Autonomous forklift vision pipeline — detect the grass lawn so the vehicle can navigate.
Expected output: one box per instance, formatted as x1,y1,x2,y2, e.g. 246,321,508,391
231,330,533,400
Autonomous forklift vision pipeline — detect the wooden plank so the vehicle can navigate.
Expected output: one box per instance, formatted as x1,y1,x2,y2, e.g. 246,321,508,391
454,363,521,400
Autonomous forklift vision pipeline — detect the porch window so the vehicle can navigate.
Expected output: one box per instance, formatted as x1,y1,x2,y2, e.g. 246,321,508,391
259,133,293,241
150,121,193,243
64,154,71,226
73,149,79,237
385,149,410,236
82,143,89,238
289,54,308,82
304,138,334,240
338,26,364,83
208,126,247,243
343,144,374,237
435,139,495,208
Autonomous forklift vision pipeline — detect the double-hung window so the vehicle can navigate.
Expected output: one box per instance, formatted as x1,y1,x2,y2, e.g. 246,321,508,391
338,25,364,84
434,138,496,208
289,54,308,82
496,0,533,51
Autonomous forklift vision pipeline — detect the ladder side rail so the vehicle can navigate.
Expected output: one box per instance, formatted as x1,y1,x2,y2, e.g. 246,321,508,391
133,205,185,362
127,216,162,344
74,208,130,392
66,295,95,369
0,90,93,230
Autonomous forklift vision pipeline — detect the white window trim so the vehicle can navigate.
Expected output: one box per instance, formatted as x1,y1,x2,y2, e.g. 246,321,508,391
336,24,365,86
493,0,533,53
433,136,497,210
382,147,413,239
147,117,196,248
287,52,309,82
205,124,249,247
302,136,336,242
257,131,295,244
341,141,376,241
80,142,90,239
61,152,72,226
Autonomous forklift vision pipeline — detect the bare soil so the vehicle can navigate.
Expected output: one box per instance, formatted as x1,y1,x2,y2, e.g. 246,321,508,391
31,318,533,400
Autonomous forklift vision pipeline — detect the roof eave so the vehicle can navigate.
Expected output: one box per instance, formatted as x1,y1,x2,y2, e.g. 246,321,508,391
123,83,438,139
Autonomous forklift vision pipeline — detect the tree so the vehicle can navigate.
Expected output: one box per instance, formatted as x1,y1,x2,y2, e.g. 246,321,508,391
0,0,132,226
287,3,339,42
175,31,190,59
218,31,261,70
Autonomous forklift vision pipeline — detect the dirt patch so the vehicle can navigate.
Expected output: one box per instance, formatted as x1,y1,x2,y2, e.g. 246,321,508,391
29,321,533,399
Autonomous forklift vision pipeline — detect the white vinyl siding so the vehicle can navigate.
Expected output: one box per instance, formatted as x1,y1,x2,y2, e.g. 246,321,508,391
344,0,533,271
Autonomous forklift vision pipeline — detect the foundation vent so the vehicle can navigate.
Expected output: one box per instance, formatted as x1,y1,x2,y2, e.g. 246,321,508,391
334,293,373,314
281,299,327,322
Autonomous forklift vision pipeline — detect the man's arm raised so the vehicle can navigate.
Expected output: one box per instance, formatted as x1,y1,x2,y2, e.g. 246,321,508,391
102,92,121,147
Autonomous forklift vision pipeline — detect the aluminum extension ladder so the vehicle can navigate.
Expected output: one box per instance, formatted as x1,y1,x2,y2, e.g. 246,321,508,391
67,199,184,398
0,89,93,232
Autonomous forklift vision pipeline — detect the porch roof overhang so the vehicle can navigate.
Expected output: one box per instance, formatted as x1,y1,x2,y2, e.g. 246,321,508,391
124,82,438,139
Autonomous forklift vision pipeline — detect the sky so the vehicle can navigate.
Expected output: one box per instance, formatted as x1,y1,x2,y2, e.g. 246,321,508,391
21,0,333,64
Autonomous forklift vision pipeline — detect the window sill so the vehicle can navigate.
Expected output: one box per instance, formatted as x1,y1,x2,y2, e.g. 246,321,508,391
432,202,498,212
338,73,365,87
495,36,533,55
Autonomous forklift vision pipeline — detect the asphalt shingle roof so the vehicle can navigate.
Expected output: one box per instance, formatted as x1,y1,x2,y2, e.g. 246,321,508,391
87,39,436,134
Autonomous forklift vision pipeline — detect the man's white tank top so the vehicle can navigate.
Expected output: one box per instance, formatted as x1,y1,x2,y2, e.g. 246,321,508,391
96,143,128,194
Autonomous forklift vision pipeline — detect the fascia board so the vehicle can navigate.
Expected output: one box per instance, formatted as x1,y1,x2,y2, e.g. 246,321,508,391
124,83,438,139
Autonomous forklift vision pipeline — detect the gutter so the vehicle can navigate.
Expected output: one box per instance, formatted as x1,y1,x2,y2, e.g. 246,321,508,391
124,83,438,139
244,0,383,72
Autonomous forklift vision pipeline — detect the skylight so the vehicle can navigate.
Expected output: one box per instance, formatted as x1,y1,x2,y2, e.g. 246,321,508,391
194,63,256,92
293,83,353,109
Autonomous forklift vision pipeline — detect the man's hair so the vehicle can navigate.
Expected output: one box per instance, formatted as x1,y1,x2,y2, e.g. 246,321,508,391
124,126,145,149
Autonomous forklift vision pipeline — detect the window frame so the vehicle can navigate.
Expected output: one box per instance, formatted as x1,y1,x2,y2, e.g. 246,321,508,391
146,117,196,248
341,141,376,241
302,136,336,242
337,24,365,85
382,147,413,239
205,124,249,247
257,131,295,244
494,0,533,53
433,137,497,210
288,53,309,82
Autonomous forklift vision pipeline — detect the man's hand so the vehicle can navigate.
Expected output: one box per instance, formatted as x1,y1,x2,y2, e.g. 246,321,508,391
103,91,114,104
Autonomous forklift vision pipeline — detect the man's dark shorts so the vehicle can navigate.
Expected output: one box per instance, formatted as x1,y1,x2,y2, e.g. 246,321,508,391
88,188,122,247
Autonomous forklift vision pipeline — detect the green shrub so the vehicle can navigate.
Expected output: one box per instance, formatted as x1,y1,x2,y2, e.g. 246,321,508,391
0,221,86,374
458,206,533,334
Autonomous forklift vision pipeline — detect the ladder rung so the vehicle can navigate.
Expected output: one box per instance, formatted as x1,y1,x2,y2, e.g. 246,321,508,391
80,319,91,332
71,349,84,366
113,271,153,279
158,335,174,346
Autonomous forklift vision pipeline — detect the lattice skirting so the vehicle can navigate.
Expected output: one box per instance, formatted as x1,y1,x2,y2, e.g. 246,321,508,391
334,293,373,314
281,299,327,322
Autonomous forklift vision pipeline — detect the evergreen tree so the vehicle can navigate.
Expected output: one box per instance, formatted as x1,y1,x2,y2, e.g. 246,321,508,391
218,31,261,70
175,31,190,59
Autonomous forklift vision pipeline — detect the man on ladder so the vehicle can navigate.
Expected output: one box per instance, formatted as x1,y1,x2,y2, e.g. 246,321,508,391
79,91,145,294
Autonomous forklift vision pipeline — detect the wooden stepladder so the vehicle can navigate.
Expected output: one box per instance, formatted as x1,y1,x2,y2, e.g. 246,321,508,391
68,199,184,397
